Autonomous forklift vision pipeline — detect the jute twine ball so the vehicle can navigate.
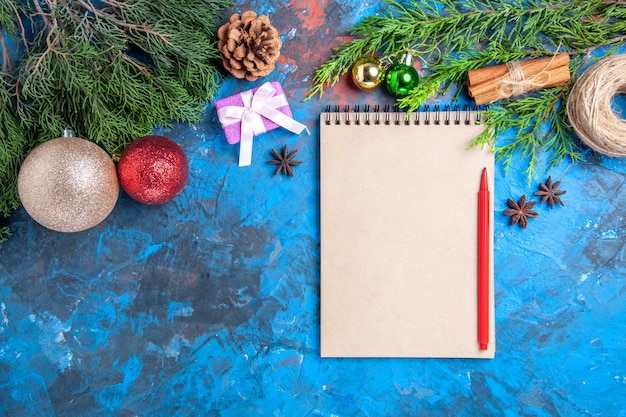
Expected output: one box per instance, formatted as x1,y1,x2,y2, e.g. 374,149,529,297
567,54,626,157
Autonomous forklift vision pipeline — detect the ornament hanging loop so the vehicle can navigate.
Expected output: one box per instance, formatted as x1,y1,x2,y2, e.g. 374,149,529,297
378,55,395,70
398,52,414,67
379,43,442,70
62,128,75,138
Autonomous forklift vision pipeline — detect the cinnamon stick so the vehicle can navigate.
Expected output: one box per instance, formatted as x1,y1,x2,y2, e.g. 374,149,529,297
471,76,569,106
467,53,571,105
468,53,569,87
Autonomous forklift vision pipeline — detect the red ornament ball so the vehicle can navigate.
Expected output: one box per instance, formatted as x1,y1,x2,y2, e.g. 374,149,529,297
117,135,189,205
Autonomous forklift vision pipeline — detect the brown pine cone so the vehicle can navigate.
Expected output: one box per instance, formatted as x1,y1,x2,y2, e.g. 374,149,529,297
217,11,282,81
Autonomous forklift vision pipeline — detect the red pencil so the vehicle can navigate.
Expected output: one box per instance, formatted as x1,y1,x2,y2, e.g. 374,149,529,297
478,167,490,350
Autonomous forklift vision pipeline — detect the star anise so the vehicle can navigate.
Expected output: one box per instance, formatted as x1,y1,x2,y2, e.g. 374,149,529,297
504,195,538,228
534,176,566,208
268,144,301,176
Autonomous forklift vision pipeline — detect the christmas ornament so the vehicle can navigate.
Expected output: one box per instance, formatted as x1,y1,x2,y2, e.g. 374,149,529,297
217,11,282,81
17,129,119,233
385,52,419,97
117,135,189,205
351,56,384,90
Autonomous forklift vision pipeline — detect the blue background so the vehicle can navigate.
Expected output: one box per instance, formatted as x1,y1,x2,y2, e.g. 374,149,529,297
1,0,626,415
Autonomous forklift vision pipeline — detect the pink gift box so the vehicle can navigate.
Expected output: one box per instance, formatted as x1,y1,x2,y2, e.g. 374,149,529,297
215,81,293,145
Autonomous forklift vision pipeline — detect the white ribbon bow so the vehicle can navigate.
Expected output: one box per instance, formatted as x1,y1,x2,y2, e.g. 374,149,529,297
217,82,308,167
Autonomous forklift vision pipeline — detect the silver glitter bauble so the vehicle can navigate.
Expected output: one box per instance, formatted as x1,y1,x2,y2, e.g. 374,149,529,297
17,132,119,232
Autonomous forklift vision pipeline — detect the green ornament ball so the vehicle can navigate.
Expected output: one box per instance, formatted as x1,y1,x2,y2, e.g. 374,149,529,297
385,63,419,97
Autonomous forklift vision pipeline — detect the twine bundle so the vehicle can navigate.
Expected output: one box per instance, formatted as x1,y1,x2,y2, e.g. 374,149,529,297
467,53,570,105
567,54,626,157
499,60,553,98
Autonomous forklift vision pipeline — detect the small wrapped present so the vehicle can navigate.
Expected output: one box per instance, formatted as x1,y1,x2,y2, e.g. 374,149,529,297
215,81,308,166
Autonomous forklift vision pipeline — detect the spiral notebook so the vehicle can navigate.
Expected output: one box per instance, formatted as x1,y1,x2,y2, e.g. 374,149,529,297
320,105,495,358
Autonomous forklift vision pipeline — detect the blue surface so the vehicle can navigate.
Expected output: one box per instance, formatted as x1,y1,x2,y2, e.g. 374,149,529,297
2,1,626,416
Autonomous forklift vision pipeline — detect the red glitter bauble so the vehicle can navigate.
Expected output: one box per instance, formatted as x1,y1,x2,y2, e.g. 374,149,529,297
117,135,189,205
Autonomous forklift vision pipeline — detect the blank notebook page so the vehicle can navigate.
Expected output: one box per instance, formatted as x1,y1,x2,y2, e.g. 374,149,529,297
319,109,495,358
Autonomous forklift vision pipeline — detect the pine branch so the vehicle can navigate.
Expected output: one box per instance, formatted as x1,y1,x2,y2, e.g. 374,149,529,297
474,86,584,183
0,72,29,219
306,37,380,100
0,0,23,71
308,0,625,99
0,0,233,227
306,0,626,179
396,46,551,111
0,226,9,243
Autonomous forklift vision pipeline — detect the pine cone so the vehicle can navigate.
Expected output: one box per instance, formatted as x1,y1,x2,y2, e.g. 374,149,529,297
217,11,282,81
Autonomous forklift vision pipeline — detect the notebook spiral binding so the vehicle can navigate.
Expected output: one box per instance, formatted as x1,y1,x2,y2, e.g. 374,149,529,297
323,104,487,127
